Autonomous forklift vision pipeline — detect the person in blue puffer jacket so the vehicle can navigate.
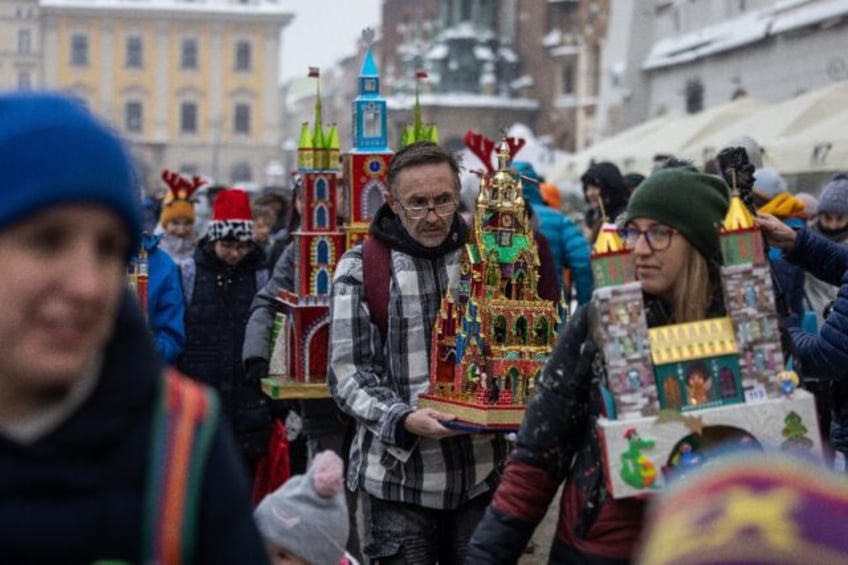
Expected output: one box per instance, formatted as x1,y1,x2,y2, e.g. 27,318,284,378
513,161,593,305
758,212,848,466
136,233,185,364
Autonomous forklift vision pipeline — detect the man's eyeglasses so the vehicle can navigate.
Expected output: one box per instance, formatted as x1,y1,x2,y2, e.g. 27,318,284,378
395,196,457,220
619,225,677,252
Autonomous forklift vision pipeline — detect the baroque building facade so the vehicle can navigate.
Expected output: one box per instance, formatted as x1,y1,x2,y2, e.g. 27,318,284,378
0,0,42,91
10,0,292,191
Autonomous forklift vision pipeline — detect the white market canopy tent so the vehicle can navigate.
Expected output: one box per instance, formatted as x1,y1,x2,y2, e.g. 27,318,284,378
549,80,848,185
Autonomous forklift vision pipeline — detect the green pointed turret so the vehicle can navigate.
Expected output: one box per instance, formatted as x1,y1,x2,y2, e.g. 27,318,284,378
297,122,314,170
327,124,340,170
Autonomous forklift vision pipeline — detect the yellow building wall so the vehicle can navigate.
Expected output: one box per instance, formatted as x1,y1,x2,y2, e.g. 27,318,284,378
54,17,102,108
112,20,157,134
221,24,265,144
167,21,212,140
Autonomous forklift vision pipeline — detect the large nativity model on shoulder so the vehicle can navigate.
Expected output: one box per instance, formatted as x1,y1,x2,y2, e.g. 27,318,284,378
592,184,822,498
263,32,438,399
417,133,562,430
264,66,345,399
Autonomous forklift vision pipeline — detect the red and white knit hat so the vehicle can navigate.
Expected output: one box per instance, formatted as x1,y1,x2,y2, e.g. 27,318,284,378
207,189,254,242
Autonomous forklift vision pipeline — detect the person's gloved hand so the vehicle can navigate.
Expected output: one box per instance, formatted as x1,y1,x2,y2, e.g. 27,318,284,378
244,357,269,386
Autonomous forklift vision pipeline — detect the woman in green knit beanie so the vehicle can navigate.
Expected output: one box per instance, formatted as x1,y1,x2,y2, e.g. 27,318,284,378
622,167,731,322
467,165,733,564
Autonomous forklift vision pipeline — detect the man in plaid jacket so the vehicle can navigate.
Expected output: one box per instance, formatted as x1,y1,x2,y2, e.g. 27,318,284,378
328,142,508,564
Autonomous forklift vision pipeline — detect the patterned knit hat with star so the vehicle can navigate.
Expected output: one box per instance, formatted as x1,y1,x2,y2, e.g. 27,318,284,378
636,453,848,565
254,451,349,564
207,188,254,242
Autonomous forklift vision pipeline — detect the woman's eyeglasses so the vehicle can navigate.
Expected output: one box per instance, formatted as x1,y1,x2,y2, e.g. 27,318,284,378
618,226,676,252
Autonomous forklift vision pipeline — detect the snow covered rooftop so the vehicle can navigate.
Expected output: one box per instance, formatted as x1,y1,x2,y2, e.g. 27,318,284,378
510,75,534,90
387,92,539,111
642,0,848,70
427,44,449,60
39,0,293,17
438,21,495,41
474,45,495,61
542,28,562,48
498,46,518,63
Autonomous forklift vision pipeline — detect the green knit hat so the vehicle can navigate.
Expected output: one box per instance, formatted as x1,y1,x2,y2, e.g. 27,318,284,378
625,168,730,258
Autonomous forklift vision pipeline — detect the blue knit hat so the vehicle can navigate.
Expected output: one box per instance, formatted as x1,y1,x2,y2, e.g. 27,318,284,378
0,92,142,256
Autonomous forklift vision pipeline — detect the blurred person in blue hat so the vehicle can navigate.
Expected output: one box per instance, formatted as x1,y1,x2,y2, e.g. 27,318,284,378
0,91,267,564
514,160,593,305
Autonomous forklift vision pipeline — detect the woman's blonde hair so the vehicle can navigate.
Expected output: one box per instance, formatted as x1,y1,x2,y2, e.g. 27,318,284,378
668,241,714,323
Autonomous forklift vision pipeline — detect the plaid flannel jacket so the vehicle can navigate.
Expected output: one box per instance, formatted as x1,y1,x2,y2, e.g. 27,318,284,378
328,244,507,510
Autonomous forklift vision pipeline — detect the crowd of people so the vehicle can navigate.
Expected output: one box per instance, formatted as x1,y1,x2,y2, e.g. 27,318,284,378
5,90,848,564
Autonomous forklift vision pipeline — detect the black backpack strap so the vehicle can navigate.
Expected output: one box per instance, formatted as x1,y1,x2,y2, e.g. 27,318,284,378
362,237,391,343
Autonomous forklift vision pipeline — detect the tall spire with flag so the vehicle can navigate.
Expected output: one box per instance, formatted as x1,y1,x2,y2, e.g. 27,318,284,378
401,70,438,147
346,27,393,248
309,67,328,169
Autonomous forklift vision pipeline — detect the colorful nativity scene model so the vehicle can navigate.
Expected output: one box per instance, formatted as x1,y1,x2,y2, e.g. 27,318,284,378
417,134,564,430
263,39,563,426
592,190,822,498
264,33,437,398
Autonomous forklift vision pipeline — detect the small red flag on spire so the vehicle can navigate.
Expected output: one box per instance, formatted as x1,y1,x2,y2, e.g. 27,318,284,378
308,67,320,78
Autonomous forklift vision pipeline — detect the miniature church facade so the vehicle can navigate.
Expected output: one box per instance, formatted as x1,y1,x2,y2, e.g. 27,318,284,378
418,139,560,429
266,69,346,397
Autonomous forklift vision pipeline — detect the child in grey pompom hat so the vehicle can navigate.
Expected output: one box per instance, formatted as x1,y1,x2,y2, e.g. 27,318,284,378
254,450,357,565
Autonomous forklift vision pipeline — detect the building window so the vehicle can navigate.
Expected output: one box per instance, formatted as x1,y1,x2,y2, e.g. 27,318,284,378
18,71,31,90
234,103,251,134
685,77,704,114
71,34,88,66
180,102,197,133
125,101,143,133
181,38,198,69
231,162,252,182
126,36,143,68
562,61,575,95
235,41,251,71
18,29,31,54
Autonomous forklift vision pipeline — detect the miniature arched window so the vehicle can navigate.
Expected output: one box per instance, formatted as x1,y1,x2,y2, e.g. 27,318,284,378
508,366,521,402
485,263,500,287
663,376,683,410
315,177,328,201
513,270,526,299
514,316,528,344
533,317,549,345
315,269,330,295
363,181,384,218
465,363,479,394
718,366,738,399
493,315,507,345
315,239,330,264
314,204,328,229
